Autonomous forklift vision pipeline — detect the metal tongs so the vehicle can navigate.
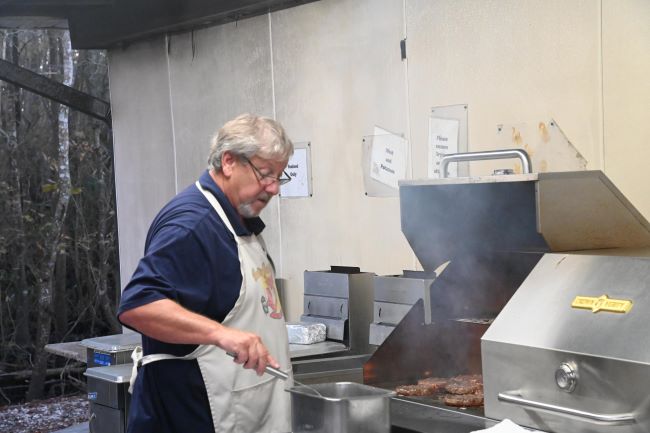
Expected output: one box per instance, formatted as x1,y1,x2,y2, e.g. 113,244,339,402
226,351,322,397
226,351,289,380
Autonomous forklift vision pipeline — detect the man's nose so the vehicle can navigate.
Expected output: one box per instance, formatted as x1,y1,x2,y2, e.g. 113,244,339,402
265,181,281,195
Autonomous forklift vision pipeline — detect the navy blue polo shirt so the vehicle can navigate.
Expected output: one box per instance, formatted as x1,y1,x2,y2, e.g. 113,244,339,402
117,170,266,433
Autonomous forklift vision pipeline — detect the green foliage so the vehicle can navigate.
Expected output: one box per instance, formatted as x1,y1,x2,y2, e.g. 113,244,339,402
41,183,58,193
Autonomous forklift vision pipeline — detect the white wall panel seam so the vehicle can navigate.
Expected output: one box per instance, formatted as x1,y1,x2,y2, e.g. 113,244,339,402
165,34,180,193
402,0,412,178
598,0,605,172
268,11,284,278
403,0,418,271
268,12,277,121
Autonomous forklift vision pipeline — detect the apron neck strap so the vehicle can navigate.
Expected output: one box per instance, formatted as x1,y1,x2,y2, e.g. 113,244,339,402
195,181,239,238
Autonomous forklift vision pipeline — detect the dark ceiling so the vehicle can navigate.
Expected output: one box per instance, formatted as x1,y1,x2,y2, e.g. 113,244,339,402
0,0,318,49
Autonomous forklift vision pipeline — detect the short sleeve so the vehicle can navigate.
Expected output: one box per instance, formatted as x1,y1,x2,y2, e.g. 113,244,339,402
117,224,216,323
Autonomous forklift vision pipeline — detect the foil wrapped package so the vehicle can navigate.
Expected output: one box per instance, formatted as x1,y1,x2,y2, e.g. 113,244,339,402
287,322,327,345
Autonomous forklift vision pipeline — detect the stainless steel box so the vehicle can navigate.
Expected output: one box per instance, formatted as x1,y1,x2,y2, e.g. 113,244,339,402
80,332,141,367
300,266,375,356
288,382,394,433
89,401,126,433
370,271,434,346
85,363,131,409
85,363,132,433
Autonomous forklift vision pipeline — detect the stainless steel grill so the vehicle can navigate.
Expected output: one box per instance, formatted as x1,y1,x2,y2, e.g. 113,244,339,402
364,166,650,433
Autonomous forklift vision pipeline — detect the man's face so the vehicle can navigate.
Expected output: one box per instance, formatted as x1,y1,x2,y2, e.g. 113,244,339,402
228,154,288,218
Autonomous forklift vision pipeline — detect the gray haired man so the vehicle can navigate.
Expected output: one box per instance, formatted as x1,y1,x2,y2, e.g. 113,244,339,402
118,113,294,433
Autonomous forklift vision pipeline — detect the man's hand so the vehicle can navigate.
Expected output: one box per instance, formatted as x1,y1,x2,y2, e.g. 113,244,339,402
213,327,279,376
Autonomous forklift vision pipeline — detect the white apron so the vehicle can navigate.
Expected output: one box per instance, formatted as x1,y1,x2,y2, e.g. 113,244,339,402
129,181,292,433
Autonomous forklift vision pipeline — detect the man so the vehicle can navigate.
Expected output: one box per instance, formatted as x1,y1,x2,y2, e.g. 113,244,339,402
117,113,294,433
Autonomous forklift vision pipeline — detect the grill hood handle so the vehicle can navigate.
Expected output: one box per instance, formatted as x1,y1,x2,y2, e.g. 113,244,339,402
440,149,532,178
498,391,636,425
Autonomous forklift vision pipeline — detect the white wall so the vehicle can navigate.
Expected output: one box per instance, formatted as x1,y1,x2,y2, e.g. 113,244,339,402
270,0,413,316
602,0,650,218
108,38,176,285
406,0,602,177
109,0,650,321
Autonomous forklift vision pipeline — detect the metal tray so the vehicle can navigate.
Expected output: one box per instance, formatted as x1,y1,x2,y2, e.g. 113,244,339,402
288,382,394,433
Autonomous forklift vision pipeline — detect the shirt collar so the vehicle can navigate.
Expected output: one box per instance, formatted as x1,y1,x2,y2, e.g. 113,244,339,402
198,170,266,236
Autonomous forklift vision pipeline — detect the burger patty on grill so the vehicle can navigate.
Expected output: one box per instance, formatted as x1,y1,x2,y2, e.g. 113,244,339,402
395,373,484,407
395,384,435,396
395,377,448,396
444,374,483,395
442,391,484,407
416,377,448,393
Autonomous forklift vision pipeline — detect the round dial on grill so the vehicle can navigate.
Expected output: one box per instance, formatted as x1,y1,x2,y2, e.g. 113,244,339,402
555,362,578,393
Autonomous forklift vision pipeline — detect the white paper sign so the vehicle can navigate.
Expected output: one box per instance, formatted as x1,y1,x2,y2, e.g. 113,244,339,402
280,148,310,197
369,126,407,189
428,118,459,178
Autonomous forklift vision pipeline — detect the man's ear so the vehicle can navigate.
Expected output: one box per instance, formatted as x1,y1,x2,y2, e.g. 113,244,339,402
221,152,237,177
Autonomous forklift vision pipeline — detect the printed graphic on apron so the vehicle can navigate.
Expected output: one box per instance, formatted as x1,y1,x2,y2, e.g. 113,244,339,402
253,263,283,319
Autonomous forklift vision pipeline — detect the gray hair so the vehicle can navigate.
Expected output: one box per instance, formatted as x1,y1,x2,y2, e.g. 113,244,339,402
208,113,293,171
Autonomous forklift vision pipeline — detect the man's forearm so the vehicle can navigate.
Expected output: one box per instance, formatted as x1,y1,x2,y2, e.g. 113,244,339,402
119,298,223,346
119,298,281,373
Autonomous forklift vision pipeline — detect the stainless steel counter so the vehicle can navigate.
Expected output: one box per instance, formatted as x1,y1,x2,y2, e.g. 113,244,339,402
292,353,370,384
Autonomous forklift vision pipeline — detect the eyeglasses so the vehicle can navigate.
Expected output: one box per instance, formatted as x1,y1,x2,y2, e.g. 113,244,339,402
241,156,292,186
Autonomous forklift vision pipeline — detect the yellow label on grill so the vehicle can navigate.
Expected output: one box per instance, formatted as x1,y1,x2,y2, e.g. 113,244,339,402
571,295,633,314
